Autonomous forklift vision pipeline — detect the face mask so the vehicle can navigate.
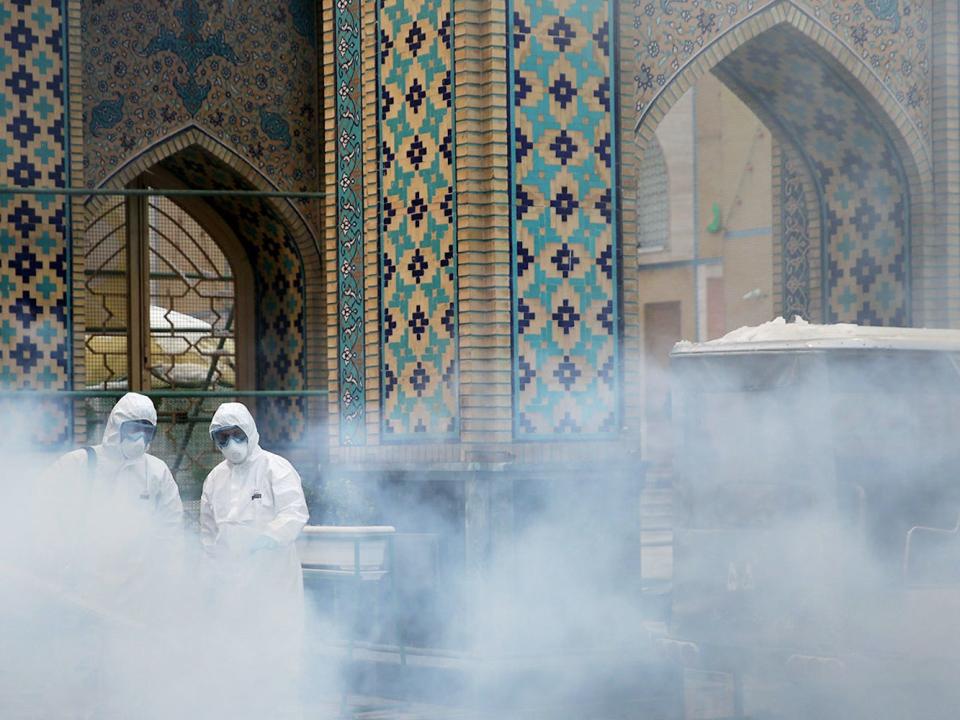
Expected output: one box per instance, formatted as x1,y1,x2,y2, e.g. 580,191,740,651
120,436,147,461
221,438,249,464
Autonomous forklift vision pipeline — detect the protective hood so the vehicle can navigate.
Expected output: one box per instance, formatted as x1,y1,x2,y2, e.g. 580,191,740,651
101,392,158,448
209,402,261,455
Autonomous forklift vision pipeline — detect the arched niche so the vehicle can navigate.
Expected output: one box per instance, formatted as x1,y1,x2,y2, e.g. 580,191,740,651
80,127,324,445
632,7,931,327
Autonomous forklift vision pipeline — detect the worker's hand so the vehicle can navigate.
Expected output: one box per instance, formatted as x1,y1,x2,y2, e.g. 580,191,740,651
250,534,279,553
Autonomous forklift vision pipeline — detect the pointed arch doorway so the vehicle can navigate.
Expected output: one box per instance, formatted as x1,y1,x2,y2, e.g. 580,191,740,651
84,182,254,393
82,169,256,497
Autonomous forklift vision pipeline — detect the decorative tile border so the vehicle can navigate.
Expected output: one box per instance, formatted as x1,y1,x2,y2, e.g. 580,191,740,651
778,144,813,319
334,0,366,445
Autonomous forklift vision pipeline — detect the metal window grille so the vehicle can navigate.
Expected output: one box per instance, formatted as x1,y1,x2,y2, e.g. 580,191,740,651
638,137,670,251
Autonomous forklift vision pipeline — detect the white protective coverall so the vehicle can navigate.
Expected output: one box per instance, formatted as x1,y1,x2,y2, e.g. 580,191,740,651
36,393,185,718
199,403,309,718
200,402,309,593
44,392,184,598
48,392,183,524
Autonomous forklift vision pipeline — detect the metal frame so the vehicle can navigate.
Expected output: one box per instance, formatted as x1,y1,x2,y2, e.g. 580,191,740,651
126,181,150,390
0,390,327,399
300,528,406,665
85,186,243,395
2,390,329,478
0,187,327,199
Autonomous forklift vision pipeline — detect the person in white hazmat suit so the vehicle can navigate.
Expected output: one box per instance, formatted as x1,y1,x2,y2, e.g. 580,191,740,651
37,392,184,718
49,391,183,516
45,391,184,593
199,402,309,718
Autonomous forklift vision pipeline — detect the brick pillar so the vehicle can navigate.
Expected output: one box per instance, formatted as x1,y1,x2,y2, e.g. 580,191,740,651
929,0,960,327
455,0,514,449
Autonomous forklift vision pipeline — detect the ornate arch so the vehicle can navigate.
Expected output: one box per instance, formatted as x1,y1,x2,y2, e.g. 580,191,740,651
635,0,931,324
76,125,325,442
633,2,931,207
85,125,320,257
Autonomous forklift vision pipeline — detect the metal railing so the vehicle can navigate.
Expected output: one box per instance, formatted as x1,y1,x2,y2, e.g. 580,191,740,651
0,389,328,502
0,187,328,199
299,526,407,664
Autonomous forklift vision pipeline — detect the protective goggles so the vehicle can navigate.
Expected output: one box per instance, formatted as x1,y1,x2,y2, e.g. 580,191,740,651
119,420,157,443
211,425,248,449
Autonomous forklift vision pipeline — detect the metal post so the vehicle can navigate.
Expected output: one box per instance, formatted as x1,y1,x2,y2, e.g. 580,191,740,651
352,538,360,653
388,536,406,666
126,186,149,390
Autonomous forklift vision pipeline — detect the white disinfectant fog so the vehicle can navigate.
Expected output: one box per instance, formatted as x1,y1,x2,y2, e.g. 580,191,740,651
665,318,960,720
4,319,960,719
0,401,338,720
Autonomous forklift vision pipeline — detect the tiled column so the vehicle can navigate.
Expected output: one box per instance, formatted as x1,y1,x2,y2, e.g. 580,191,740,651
0,0,83,444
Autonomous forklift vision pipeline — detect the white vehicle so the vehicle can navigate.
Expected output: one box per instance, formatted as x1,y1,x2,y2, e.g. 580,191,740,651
667,318,960,720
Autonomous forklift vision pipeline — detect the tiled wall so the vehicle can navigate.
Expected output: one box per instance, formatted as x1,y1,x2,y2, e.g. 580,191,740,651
508,0,621,438
0,0,80,444
378,0,459,441
0,0,945,457
318,0,938,453
717,26,910,325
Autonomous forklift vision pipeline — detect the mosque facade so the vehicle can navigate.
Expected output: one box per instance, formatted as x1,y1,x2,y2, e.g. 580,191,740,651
0,0,955,484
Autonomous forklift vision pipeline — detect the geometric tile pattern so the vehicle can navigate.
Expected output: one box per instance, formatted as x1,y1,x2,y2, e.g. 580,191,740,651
81,0,320,229
379,0,459,440
334,0,365,445
780,149,813,319
0,0,71,443
161,147,309,443
718,26,909,325
633,0,930,143
509,0,621,438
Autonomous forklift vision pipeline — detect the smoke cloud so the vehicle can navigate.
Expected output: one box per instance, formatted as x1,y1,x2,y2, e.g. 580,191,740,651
0,409,338,720
4,325,960,719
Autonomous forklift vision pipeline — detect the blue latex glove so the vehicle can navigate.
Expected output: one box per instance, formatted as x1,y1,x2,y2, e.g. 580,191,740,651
250,534,279,553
